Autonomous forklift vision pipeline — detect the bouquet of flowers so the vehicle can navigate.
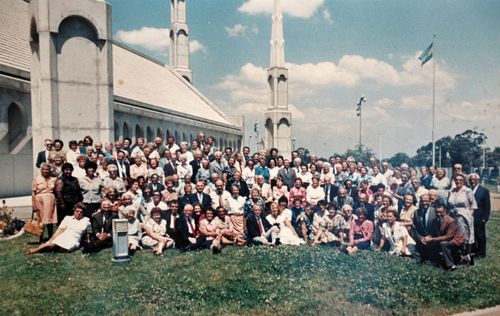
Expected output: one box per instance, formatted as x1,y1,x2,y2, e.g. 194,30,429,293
0,200,24,237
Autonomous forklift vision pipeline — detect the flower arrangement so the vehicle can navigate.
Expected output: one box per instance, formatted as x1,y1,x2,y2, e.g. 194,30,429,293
0,200,24,237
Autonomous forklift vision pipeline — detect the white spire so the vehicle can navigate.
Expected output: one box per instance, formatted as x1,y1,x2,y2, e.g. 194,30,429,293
270,0,285,68
170,0,192,82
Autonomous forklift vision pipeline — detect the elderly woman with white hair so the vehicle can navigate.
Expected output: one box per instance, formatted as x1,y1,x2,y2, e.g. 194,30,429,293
103,164,127,195
176,153,193,185
130,155,148,180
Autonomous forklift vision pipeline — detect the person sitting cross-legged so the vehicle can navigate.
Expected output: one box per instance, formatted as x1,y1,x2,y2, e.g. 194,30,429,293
27,203,90,255
247,204,280,245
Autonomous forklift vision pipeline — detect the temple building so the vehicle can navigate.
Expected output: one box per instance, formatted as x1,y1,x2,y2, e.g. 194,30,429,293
0,0,243,197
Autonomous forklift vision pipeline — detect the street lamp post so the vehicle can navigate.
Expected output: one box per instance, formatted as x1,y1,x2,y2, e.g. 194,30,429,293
378,132,382,161
254,121,259,152
291,137,296,151
356,96,367,152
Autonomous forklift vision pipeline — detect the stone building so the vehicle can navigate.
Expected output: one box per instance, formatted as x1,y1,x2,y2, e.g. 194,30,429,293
0,0,243,197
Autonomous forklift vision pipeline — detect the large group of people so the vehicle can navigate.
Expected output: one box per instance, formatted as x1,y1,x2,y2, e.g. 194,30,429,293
27,133,491,270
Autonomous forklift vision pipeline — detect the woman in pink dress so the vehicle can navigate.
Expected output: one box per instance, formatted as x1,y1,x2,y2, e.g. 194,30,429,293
32,163,58,243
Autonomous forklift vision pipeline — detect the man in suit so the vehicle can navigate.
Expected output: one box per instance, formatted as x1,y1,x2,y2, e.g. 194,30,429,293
469,173,491,258
209,151,225,179
83,200,118,254
160,200,179,238
160,150,177,177
225,171,250,198
109,151,130,179
190,151,203,183
147,174,165,193
334,188,354,210
174,203,205,252
421,202,464,270
413,193,437,263
189,181,212,211
153,137,166,158
322,175,337,204
246,204,279,245
36,138,53,168
277,159,297,189
352,193,375,221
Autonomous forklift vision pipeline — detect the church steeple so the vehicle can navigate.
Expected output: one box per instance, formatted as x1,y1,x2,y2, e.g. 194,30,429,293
264,0,292,159
270,0,285,68
169,0,192,82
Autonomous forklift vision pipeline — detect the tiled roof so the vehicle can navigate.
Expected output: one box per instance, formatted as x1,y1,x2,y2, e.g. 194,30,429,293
113,43,231,125
0,0,31,72
0,0,235,127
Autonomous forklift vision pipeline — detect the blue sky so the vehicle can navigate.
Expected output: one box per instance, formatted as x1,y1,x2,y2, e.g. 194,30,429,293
107,0,499,159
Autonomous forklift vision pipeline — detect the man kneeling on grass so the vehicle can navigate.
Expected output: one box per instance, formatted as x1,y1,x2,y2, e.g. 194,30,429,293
420,202,464,271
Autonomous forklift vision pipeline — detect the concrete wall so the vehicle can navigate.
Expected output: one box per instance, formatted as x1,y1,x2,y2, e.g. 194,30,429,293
0,84,33,197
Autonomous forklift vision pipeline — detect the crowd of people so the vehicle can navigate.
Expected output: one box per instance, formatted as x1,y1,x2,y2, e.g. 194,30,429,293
26,133,491,271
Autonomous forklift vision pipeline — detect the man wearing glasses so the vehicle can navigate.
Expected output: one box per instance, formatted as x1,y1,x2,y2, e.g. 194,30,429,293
36,138,54,168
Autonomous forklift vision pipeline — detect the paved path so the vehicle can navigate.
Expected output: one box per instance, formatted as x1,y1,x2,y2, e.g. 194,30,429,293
452,305,500,316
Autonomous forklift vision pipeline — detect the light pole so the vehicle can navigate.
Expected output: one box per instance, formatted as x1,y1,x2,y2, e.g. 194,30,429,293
254,121,259,152
291,137,296,151
356,96,367,152
378,132,382,161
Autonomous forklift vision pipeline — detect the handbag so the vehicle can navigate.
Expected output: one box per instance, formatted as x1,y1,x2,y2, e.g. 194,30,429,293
24,210,44,236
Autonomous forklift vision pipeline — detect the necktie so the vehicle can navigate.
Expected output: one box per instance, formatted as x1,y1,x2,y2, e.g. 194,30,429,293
188,218,195,236
258,218,264,236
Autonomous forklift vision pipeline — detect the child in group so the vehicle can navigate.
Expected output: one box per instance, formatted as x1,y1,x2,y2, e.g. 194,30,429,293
127,209,142,253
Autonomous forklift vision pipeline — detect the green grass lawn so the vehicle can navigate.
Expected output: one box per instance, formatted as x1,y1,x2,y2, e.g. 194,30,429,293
1,213,499,316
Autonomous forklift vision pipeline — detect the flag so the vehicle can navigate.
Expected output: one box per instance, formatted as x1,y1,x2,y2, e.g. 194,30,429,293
418,42,433,66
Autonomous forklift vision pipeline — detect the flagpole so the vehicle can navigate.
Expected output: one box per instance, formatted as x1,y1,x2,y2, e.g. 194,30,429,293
431,34,436,167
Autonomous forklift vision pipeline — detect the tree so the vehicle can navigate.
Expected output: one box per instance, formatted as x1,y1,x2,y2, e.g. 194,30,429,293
448,130,487,171
296,147,311,164
388,152,411,168
343,145,375,165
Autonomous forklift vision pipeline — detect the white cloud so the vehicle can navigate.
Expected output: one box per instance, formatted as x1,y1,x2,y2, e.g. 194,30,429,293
225,24,247,38
115,27,169,53
115,27,206,55
322,9,333,24
189,40,207,54
239,0,324,18
250,24,260,34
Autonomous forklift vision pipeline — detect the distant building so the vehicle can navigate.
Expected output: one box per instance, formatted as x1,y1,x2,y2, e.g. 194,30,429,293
264,0,292,159
0,0,243,197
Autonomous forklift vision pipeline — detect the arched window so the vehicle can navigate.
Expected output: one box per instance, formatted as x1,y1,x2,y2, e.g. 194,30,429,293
147,126,153,142
123,122,130,139
135,124,143,140
157,127,163,138
8,103,24,144
114,121,120,141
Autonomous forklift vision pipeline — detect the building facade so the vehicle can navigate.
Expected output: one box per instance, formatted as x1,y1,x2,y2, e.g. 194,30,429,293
0,0,243,197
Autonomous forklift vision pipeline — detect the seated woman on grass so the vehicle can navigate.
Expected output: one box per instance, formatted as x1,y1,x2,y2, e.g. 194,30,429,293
377,208,415,256
27,203,90,255
141,207,174,255
311,203,346,247
346,207,374,254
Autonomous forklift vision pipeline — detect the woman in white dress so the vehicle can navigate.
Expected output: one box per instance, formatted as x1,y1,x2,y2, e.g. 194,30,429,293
306,177,325,206
27,203,91,254
266,202,305,246
377,208,415,256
